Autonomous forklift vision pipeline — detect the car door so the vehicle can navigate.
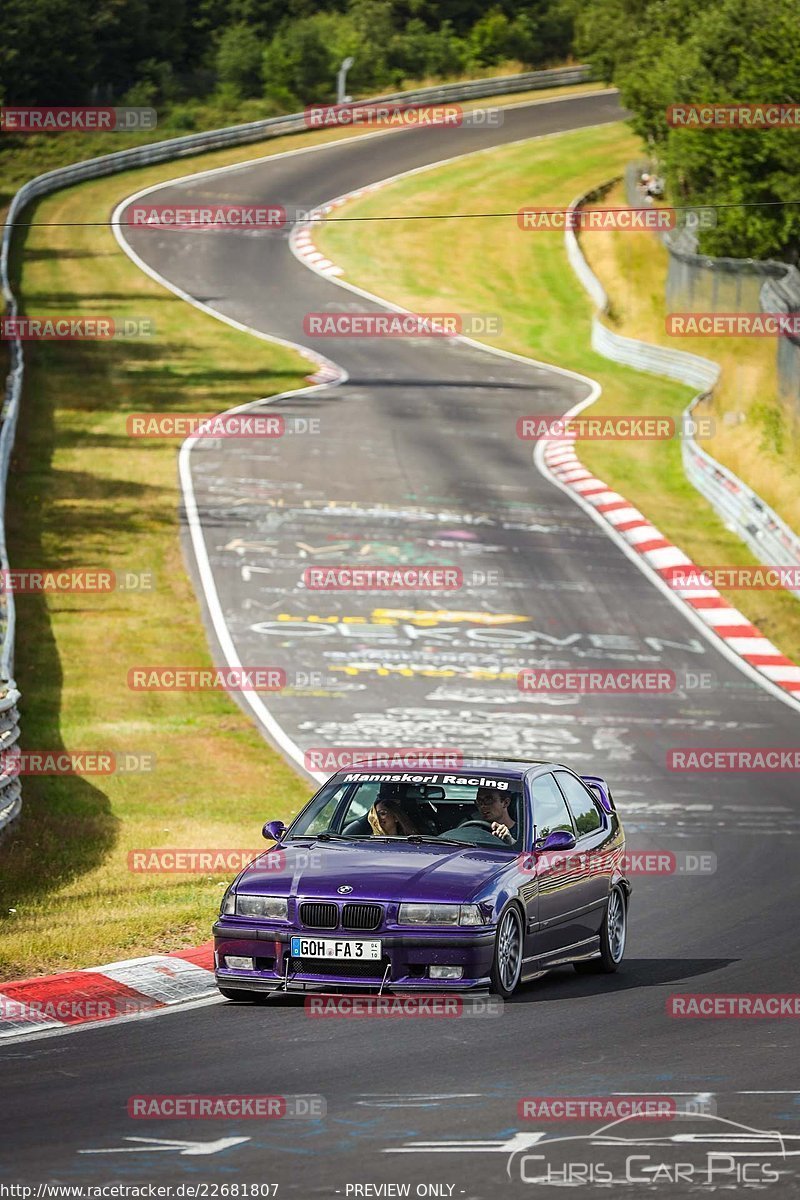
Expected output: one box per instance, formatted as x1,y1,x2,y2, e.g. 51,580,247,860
553,770,611,941
527,773,587,957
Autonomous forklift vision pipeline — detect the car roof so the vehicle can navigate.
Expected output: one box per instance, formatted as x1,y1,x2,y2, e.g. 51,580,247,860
330,758,565,782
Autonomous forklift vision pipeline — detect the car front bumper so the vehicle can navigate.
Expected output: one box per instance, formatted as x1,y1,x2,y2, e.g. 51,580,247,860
213,920,496,993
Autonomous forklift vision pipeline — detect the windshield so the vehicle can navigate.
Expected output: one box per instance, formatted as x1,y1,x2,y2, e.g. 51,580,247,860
289,772,524,849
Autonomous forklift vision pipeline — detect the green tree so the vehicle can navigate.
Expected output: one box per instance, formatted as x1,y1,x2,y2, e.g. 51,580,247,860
216,23,263,98
574,0,647,84
388,18,433,80
0,0,97,103
262,16,337,106
345,0,395,91
533,0,577,65
469,7,512,66
423,20,469,77
578,0,800,259
506,12,539,65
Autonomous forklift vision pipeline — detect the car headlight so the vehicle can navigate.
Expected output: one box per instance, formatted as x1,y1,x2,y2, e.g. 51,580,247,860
220,890,236,916
457,904,485,926
398,903,485,926
236,894,288,919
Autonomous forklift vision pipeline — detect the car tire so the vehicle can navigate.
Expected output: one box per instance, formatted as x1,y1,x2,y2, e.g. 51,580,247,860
574,885,627,975
490,904,524,997
218,987,260,1002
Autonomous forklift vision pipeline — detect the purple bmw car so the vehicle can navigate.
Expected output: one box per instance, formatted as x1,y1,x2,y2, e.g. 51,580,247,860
213,759,631,999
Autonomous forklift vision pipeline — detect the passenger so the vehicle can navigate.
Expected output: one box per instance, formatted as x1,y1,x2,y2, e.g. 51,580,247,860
368,798,420,837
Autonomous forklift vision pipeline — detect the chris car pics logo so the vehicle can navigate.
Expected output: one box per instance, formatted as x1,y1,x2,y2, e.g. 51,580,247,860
505,1113,790,1188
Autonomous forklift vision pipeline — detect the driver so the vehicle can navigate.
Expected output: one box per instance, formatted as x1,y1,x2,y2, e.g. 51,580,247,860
471,787,518,845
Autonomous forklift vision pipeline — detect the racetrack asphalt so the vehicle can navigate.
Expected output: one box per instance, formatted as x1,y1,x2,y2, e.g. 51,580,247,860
2,91,799,1196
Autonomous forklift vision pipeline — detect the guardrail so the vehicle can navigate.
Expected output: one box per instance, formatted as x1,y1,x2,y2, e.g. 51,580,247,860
564,183,800,598
0,63,594,834
682,399,800,583
349,64,592,106
0,690,21,829
624,162,800,405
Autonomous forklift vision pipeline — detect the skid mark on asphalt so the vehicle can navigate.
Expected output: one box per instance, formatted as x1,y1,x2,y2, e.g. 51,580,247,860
356,1093,484,1109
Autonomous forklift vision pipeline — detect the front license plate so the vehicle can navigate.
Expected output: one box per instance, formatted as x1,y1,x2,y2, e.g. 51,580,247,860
290,936,382,960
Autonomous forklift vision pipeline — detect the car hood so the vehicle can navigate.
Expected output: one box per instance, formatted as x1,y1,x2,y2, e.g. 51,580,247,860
235,839,510,903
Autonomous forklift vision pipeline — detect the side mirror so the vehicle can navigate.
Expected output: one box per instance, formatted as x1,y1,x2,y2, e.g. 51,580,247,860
263,819,286,842
536,829,576,853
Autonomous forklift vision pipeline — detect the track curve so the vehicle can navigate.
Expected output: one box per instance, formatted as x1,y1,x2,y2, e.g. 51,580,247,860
3,90,799,1197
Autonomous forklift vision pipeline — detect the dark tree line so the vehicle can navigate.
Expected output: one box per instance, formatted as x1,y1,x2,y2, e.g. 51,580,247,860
0,0,575,108
3,0,797,261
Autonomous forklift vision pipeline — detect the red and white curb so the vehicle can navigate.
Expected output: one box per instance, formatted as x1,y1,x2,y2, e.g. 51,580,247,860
304,361,341,385
292,182,386,282
293,185,384,382
0,942,216,1037
544,443,800,695
294,226,342,277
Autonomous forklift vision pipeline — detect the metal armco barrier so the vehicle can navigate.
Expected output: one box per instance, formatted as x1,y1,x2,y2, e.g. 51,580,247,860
0,64,592,833
624,162,800,405
564,184,800,599
682,400,800,591
0,690,22,829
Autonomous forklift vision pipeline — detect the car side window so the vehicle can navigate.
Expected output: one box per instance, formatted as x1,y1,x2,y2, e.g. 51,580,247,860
294,785,349,835
531,774,575,840
554,772,603,838
343,783,380,824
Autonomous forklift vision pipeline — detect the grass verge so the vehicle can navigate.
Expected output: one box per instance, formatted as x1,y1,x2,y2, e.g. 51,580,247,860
316,121,800,662
0,128,351,979
580,179,800,533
